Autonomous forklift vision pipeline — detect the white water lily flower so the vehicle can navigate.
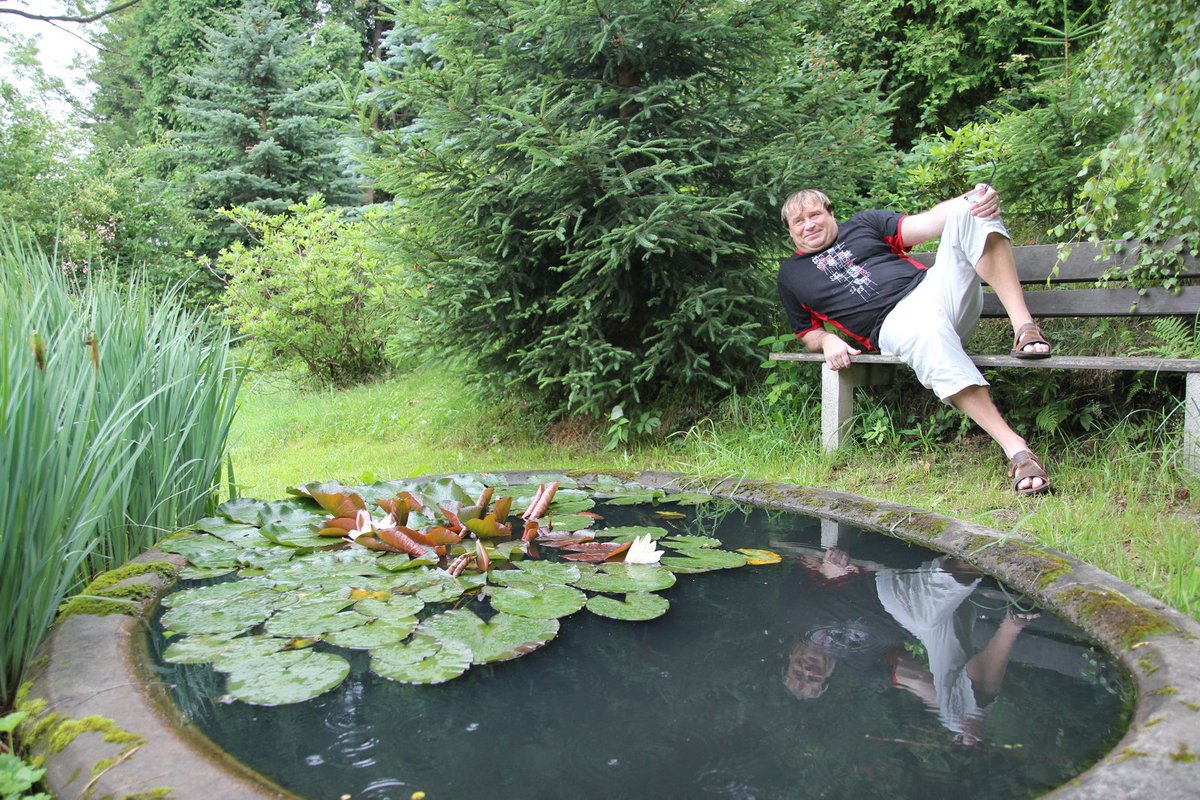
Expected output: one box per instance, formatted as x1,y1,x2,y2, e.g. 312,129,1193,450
624,533,663,564
345,509,397,541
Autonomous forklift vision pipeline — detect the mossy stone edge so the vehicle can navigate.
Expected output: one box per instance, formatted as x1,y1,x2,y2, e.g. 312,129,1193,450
24,471,1200,800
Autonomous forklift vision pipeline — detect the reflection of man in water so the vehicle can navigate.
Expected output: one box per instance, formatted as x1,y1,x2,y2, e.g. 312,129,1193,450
783,547,1036,745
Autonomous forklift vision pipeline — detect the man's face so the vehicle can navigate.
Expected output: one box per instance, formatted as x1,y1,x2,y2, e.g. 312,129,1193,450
786,201,838,253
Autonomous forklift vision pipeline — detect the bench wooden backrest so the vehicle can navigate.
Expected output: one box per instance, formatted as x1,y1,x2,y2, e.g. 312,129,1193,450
909,240,1200,319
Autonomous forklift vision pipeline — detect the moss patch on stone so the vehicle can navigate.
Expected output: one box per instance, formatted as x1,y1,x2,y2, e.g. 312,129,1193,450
57,561,178,619
1170,743,1198,763
1055,586,1179,651
877,510,949,539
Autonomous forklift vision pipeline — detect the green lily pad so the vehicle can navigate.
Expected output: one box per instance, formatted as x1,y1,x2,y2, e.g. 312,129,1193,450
354,596,425,621
592,525,669,542
376,552,440,571
603,490,664,505
161,576,280,608
160,595,277,635
179,566,236,580
224,650,350,706
163,634,286,666
193,517,271,546
370,634,473,684
545,498,595,515
264,600,367,637
662,535,722,549
541,514,594,532
325,618,416,649
661,548,748,573
488,584,586,619
216,498,266,525
586,592,670,621
419,609,559,664
574,563,677,593
158,534,244,569
494,561,582,586
235,547,296,571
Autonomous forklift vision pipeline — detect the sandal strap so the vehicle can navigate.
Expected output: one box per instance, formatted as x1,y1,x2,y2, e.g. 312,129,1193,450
1013,322,1049,351
1008,450,1050,492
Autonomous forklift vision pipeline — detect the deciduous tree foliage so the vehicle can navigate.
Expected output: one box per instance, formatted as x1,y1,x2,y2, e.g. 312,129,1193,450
360,0,894,418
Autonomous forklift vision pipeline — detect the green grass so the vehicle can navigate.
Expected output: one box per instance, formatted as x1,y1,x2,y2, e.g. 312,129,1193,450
229,366,1200,623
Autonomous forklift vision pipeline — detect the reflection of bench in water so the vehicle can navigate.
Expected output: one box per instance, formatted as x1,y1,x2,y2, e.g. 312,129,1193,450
966,586,1105,682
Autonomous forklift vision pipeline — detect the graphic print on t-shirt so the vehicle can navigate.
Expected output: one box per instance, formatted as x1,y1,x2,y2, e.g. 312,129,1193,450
813,244,878,300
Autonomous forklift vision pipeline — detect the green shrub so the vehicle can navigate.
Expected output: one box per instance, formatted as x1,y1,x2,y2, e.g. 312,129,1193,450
218,197,412,387
0,231,241,706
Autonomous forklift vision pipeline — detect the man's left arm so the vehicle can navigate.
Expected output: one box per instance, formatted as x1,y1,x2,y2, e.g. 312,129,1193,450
900,183,1001,247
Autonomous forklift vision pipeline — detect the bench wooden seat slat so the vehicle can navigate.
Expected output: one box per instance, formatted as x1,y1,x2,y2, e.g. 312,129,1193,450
980,286,1200,318
769,352,1200,373
772,239,1200,472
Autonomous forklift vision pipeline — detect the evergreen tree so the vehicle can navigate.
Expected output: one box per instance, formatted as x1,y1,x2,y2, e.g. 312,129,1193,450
172,0,361,255
360,0,895,419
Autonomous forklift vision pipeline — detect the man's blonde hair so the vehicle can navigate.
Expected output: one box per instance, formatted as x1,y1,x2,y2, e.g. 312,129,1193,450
780,189,833,225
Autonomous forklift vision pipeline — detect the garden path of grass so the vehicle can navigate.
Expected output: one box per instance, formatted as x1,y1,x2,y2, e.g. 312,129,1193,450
228,367,1200,622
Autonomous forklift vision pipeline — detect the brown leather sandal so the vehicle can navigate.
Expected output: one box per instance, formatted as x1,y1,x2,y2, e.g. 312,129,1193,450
1011,321,1051,359
1008,450,1052,496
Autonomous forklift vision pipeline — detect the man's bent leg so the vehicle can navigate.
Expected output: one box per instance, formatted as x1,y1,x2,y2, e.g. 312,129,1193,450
973,233,1049,356
947,384,1047,492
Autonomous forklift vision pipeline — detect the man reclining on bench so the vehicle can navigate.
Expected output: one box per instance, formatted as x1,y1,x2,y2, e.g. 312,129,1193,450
776,184,1052,495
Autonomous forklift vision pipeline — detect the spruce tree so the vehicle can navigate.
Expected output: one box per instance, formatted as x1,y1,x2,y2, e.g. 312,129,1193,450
173,0,360,255
361,0,895,419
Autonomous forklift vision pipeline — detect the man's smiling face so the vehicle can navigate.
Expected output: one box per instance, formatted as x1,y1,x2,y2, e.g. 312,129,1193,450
787,201,839,253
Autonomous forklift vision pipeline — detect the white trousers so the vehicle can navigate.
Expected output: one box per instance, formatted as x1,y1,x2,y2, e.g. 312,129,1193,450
878,208,1010,401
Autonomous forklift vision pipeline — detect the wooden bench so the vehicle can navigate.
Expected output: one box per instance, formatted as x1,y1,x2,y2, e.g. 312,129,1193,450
769,241,1200,472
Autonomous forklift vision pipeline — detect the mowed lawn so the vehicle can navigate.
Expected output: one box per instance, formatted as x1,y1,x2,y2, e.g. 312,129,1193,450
228,366,1200,622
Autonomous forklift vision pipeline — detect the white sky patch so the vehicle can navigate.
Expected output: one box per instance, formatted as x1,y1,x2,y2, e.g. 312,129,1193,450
1,1,99,121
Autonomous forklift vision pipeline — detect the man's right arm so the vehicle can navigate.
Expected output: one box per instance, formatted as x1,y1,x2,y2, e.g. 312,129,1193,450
802,329,861,370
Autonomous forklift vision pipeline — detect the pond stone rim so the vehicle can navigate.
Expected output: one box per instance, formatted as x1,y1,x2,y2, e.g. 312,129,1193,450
22,470,1200,799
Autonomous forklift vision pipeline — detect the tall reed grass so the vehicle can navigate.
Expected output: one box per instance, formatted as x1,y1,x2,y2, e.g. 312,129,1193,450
0,232,242,705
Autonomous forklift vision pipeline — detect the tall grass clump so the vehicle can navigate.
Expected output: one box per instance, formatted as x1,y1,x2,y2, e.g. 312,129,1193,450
0,231,242,705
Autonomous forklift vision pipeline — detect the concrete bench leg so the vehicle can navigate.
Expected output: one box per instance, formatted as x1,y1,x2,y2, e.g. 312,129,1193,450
1185,373,1199,474
821,364,857,452
820,363,897,452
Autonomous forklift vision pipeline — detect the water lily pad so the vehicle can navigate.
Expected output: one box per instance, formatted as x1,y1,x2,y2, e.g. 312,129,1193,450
541,514,594,532
419,609,559,664
235,547,296,571
370,634,472,684
161,576,280,608
224,650,350,706
574,563,677,593
493,561,582,586
533,531,595,548
159,534,244,569
295,482,366,517
592,525,669,542
163,634,285,665
216,498,266,525
376,552,439,571
264,600,367,637
325,618,416,649
663,535,722,549
603,490,664,505
160,595,277,635
661,548,747,573
586,592,670,621
193,517,271,546
545,498,595,515
179,566,236,580
354,596,425,621
488,584,586,619
737,548,782,565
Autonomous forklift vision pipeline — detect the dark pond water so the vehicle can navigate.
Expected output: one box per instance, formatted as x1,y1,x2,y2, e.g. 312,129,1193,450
147,501,1130,800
